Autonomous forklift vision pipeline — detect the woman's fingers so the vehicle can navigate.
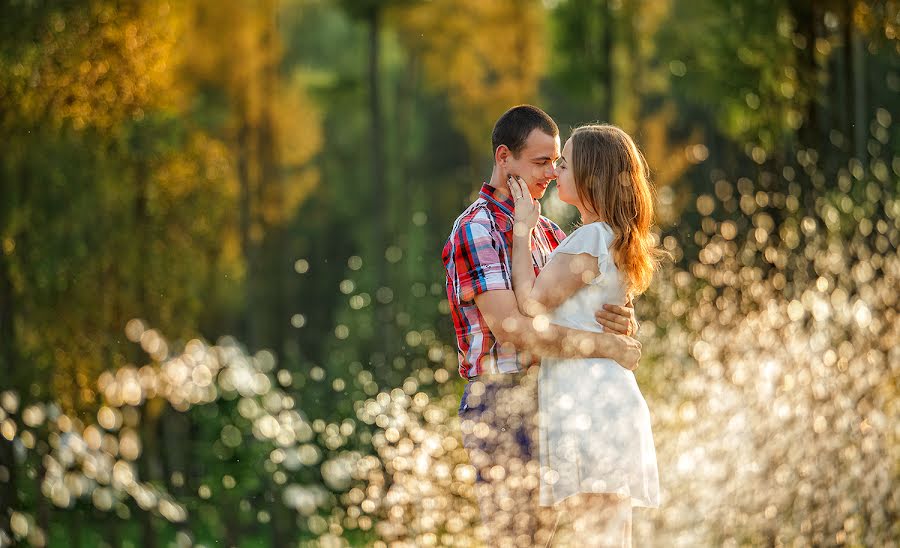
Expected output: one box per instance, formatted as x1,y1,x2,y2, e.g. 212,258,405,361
509,176,527,204
602,304,632,317
509,176,524,202
597,318,627,335
515,177,531,203
595,310,629,334
506,176,515,197
508,177,540,220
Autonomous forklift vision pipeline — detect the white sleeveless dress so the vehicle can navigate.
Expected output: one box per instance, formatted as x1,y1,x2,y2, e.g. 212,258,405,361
538,222,660,508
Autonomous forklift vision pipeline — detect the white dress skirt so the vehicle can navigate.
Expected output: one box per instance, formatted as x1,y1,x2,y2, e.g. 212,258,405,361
538,222,660,508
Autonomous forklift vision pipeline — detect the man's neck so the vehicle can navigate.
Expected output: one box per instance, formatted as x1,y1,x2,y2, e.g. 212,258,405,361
487,168,512,202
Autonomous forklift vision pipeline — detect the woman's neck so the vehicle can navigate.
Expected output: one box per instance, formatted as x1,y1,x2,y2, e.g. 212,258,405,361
578,206,603,225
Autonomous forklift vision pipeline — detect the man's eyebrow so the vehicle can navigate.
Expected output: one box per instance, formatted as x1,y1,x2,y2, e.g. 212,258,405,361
530,155,558,162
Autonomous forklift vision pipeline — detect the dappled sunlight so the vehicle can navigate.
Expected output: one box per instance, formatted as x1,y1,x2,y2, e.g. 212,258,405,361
0,323,479,546
2,140,896,544
633,148,898,545
2,179,897,546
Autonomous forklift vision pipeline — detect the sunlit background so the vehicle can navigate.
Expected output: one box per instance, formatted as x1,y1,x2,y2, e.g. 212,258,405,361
0,0,897,546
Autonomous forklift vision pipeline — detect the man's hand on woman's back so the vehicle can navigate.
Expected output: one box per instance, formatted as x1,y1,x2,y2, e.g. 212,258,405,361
607,333,642,371
594,300,641,369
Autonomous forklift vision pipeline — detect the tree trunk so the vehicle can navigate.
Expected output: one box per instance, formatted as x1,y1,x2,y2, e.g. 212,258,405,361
625,0,640,131
161,405,185,496
237,119,255,349
101,510,121,548
603,0,614,121
35,449,50,545
0,248,16,542
0,111,14,392
267,476,287,548
368,7,393,364
0,438,14,542
138,400,164,548
849,4,867,164
397,56,421,289
0,244,13,386
132,153,152,368
837,2,852,148
790,0,821,149
133,150,160,548
224,498,241,548
161,405,194,541
273,227,290,365
187,409,202,495
67,508,82,548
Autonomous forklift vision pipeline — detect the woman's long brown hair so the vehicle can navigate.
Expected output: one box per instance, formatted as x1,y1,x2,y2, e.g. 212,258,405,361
570,124,668,295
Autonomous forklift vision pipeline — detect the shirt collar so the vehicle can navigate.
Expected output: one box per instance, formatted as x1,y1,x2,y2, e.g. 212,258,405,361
478,182,515,218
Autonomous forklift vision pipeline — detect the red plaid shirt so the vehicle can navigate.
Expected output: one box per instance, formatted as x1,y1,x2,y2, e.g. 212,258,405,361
442,183,567,379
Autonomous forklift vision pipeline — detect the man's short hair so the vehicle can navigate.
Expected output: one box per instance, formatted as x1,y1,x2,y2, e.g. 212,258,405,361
491,105,559,158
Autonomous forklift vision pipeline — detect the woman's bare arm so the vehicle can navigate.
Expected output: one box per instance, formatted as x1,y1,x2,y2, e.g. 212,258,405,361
510,227,538,315
511,231,598,317
508,176,599,317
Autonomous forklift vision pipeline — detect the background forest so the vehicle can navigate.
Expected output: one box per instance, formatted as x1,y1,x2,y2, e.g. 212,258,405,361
0,0,897,546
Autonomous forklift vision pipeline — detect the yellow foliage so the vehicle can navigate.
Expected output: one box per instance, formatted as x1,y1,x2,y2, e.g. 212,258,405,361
275,84,323,170
183,0,322,228
182,0,279,127
6,1,187,131
391,0,547,156
854,1,900,46
154,133,238,203
263,82,323,225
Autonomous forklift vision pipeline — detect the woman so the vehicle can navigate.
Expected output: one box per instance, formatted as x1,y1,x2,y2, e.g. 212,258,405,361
507,124,665,547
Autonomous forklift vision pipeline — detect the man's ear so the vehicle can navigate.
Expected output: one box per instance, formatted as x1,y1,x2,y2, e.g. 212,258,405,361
494,144,510,167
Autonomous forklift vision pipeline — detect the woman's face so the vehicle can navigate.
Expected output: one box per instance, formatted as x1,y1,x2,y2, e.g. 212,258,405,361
556,138,580,207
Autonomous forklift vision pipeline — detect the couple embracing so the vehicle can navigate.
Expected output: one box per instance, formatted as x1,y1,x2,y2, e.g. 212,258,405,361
442,105,666,547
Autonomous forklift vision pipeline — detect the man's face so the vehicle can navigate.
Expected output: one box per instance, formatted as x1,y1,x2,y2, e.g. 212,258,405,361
503,129,561,200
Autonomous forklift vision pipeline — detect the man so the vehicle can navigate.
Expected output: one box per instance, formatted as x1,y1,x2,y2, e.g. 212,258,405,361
442,105,641,547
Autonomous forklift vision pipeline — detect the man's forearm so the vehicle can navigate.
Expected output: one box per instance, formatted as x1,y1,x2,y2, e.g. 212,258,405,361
494,314,620,361
474,289,636,368
529,324,619,360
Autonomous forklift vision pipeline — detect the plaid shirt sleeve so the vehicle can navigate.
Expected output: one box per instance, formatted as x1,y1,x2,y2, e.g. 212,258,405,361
452,220,511,304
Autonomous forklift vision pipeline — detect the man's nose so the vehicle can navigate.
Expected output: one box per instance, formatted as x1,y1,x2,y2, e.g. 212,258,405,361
547,164,558,178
